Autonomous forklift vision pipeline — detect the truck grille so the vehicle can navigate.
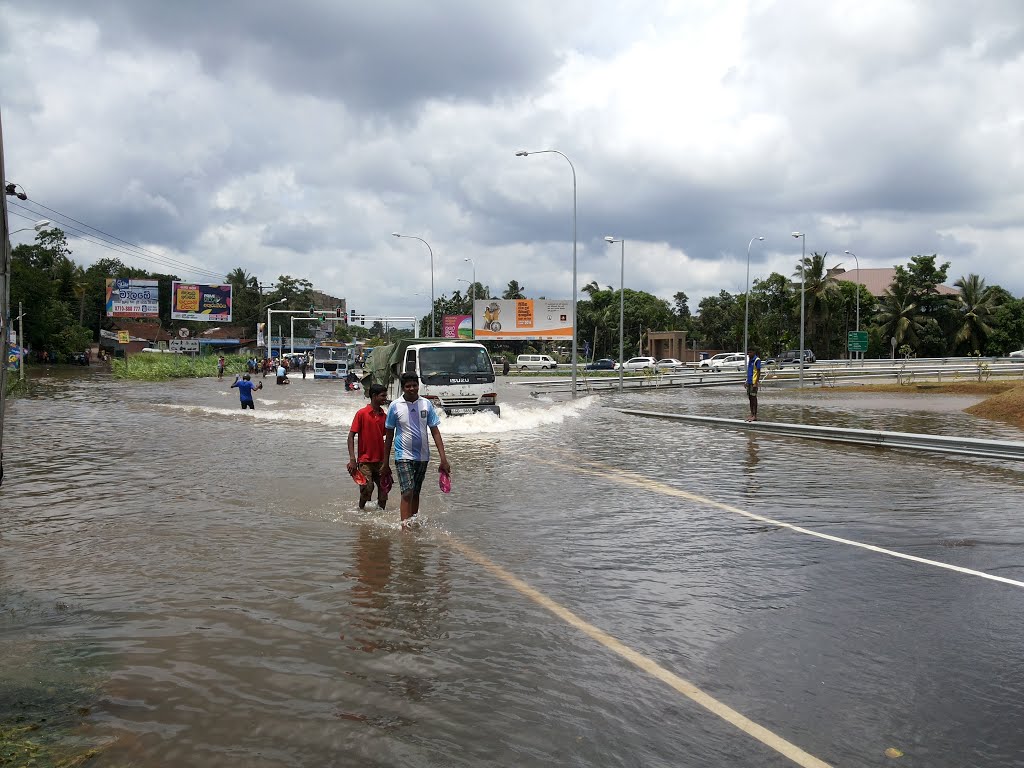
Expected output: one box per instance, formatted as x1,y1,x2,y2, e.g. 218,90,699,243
441,396,478,407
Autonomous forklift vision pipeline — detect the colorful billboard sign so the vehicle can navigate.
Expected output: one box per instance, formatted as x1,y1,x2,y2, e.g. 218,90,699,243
105,278,159,318
171,282,232,322
472,299,573,340
442,314,473,339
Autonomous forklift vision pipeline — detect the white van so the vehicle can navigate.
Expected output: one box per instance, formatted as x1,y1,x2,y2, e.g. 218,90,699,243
516,354,559,371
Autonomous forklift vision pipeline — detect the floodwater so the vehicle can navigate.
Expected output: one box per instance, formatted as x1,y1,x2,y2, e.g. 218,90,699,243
3,368,1024,767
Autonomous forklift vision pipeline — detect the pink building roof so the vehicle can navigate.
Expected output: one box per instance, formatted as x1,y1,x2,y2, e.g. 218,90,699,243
831,267,959,298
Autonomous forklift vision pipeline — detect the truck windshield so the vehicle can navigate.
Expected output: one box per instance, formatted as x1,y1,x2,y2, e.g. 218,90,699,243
419,346,492,377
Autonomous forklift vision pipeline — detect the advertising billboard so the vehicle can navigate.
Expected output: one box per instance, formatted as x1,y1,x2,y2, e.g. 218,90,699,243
442,314,472,339
472,299,573,340
171,282,233,322
105,278,160,318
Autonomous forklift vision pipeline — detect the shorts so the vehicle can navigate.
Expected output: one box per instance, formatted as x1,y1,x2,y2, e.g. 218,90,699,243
357,460,388,503
240,399,255,410
746,384,758,397
395,460,429,496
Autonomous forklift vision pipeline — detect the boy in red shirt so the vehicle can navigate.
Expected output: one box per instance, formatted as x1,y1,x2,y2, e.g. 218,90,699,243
347,384,391,510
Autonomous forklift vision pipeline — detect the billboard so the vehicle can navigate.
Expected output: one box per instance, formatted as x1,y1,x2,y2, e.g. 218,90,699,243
472,299,573,340
106,278,159,318
171,282,233,322
442,314,472,339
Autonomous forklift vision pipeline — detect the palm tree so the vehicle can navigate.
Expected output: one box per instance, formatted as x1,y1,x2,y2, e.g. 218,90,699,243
794,252,841,355
953,274,996,354
876,282,924,352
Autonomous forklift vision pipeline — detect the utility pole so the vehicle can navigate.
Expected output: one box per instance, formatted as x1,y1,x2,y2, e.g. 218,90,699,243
17,302,24,381
0,108,15,485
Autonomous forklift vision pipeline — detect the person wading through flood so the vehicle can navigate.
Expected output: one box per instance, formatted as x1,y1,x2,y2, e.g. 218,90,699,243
384,372,451,529
347,383,391,511
745,347,762,422
231,373,263,410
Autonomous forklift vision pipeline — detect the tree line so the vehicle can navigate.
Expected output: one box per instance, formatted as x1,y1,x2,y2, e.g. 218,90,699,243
10,228,1024,362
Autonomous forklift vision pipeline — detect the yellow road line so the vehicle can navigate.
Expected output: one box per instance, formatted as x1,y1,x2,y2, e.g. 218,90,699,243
446,537,832,768
543,456,1024,590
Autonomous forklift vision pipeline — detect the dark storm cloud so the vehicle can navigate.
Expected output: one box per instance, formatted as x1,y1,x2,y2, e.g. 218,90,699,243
27,0,571,113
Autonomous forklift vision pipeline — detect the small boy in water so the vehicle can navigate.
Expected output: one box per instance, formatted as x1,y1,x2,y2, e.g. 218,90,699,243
347,383,391,510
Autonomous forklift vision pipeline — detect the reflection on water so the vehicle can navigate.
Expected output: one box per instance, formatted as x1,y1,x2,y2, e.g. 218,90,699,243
2,368,1024,766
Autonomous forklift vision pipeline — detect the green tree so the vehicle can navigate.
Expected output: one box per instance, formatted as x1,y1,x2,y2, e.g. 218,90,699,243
986,294,1024,354
952,274,997,354
225,266,262,326
502,280,527,300
693,291,741,350
875,282,925,352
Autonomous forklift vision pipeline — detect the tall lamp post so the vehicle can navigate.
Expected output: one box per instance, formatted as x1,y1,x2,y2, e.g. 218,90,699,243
516,148,579,399
791,232,806,389
9,219,51,237
392,233,435,337
464,257,476,336
844,249,861,361
743,236,765,364
264,298,286,359
604,236,626,393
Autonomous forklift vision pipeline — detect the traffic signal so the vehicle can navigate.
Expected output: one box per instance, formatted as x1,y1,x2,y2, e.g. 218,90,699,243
336,308,343,318
309,304,315,315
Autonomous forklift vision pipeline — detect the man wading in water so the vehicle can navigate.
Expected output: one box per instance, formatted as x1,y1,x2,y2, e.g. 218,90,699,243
383,372,451,529
744,347,762,422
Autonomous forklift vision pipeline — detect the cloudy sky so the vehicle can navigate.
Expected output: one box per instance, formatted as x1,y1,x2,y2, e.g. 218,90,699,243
3,0,1023,322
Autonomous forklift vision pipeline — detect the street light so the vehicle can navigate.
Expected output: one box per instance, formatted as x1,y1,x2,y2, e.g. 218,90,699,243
844,250,861,361
464,257,476,336
792,232,806,389
413,292,430,335
9,219,51,236
743,236,765,365
265,298,286,359
604,236,626,393
516,148,579,398
392,233,435,336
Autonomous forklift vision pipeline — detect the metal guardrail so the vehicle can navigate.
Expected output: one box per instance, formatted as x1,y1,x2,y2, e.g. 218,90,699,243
617,410,1024,461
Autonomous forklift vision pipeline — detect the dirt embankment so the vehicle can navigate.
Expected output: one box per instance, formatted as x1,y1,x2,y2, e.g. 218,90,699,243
826,380,1024,428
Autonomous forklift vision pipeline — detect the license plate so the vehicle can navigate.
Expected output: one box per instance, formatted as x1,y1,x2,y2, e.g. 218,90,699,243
448,408,473,415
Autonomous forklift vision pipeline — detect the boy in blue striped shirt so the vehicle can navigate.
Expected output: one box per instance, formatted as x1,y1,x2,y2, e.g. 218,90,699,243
384,372,451,527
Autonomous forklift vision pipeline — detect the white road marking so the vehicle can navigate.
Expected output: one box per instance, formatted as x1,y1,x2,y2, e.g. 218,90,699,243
447,537,832,768
564,457,1024,590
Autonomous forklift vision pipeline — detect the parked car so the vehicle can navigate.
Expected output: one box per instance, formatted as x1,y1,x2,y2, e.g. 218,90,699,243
655,358,686,370
775,349,816,366
516,354,558,371
1010,349,1024,361
585,358,617,370
699,352,742,371
710,353,747,372
617,356,658,371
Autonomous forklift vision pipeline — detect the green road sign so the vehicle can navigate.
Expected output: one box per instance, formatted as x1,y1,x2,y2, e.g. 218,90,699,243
848,330,869,352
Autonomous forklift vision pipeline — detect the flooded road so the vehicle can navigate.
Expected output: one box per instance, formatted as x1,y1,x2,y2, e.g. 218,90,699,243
3,369,1024,767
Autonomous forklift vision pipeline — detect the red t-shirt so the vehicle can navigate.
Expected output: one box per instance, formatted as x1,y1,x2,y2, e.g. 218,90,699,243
349,405,387,463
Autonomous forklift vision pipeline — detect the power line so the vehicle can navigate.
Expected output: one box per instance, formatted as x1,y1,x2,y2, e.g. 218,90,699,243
8,199,227,280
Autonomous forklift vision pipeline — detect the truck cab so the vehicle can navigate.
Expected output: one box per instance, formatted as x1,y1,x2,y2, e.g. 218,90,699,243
368,340,500,416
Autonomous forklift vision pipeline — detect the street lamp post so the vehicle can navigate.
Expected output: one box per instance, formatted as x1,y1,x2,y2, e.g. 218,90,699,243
264,299,286,360
464,257,476,336
743,236,765,365
392,233,435,337
516,149,578,398
844,250,861,361
9,219,51,236
792,232,806,389
604,236,626,393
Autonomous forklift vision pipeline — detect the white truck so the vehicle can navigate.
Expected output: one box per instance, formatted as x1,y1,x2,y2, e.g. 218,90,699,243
365,339,500,416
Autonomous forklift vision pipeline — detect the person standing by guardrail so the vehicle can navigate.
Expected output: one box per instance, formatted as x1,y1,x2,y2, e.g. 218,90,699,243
745,347,762,422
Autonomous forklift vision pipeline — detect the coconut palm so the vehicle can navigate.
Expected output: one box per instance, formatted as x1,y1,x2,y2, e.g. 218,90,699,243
876,282,924,351
794,252,841,355
953,273,996,353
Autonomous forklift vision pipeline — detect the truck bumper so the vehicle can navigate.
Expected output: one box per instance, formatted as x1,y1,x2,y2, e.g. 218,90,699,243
443,404,500,417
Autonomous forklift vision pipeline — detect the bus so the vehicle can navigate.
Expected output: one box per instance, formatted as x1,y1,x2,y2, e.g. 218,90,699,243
312,340,354,380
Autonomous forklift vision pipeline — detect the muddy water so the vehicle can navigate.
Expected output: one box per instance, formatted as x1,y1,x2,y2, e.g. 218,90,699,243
2,369,1024,767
